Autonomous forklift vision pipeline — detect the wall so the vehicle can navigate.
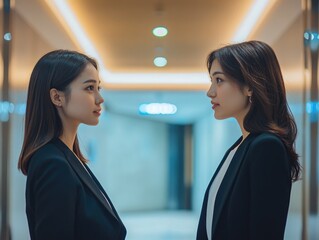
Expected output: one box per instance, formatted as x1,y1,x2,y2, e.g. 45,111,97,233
78,111,168,211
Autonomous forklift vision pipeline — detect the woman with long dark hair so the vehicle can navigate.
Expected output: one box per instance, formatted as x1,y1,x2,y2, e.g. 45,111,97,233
197,41,300,240
18,50,126,240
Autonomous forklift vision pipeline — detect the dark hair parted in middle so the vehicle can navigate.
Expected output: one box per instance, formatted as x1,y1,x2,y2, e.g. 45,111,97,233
206,40,300,181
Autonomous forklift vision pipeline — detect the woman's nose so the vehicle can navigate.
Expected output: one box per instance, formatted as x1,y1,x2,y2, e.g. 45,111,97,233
207,85,216,98
96,93,104,105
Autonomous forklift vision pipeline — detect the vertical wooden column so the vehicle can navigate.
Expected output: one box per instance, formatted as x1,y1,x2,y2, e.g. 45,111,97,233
302,0,319,239
308,0,319,215
301,2,309,239
0,0,11,239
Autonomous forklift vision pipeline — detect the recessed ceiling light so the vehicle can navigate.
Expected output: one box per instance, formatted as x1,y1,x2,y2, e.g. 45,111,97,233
154,57,167,67
152,26,168,37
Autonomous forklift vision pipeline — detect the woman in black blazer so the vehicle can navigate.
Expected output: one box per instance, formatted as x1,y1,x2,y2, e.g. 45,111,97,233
18,50,126,240
197,41,300,240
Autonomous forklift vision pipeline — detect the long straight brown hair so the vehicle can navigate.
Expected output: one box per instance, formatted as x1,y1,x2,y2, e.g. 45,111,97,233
207,41,300,181
18,50,97,175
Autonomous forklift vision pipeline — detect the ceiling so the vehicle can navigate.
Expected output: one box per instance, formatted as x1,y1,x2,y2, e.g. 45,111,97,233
1,0,304,124
59,0,255,72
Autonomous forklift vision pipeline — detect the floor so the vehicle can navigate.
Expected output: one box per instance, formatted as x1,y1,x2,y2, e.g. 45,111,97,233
122,210,318,240
122,210,198,240
12,210,318,239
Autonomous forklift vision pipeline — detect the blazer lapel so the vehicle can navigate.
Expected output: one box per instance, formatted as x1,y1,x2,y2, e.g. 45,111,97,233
53,138,118,220
211,133,256,238
83,164,125,225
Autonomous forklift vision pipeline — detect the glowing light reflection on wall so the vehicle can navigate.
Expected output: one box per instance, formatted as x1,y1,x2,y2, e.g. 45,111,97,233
139,103,177,115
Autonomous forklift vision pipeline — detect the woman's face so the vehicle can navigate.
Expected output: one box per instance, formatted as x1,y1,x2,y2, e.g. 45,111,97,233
60,63,104,127
207,60,251,123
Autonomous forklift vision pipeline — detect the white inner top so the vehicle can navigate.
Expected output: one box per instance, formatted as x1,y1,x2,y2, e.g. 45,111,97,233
206,146,239,239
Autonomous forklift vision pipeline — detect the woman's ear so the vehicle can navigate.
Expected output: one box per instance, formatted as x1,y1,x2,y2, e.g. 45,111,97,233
244,86,253,97
50,88,63,107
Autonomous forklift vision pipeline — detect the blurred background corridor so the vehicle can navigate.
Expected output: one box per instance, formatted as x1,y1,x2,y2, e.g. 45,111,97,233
1,0,319,239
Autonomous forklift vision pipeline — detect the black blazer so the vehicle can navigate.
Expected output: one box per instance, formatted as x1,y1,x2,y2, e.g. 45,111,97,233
197,133,291,240
26,138,126,240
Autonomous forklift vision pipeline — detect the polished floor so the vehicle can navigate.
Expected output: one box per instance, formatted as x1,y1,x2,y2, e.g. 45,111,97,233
121,210,315,240
122,210,197,240
12,210,318,239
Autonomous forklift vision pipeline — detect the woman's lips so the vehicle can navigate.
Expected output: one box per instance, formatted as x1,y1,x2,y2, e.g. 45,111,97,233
93,109,102,116
211,102,220,110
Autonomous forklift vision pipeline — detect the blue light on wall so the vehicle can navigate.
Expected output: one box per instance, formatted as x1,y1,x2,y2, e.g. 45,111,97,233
3,32,12,41
0,101,26,122
306,101,319,122
304,30,319,51
139,103,177,115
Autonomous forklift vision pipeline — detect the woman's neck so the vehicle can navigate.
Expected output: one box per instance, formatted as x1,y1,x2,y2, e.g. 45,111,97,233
58,118,79,150
59,125,78,151
242,130,250,140
237,118,250,142
59,134,76,150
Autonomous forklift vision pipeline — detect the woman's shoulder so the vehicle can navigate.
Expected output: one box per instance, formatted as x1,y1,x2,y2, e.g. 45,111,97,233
249,132,285,152
28,140,68,173
253,132,283,144
32,140,64,158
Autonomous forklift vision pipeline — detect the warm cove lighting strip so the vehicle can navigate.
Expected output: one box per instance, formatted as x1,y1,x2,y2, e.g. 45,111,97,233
48,0,271,84
232,0,275,42
45,0,107,73
100,70,209,84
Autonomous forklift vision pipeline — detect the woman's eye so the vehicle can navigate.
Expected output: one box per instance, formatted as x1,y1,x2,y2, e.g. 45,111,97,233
86,86,94,91
216,78,223,84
